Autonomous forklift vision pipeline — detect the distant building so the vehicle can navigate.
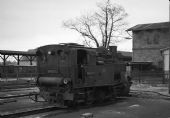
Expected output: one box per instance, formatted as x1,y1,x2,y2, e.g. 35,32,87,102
127,22,170,69
19,49,37,66
0,50,37,78
117,51,132,62
20,56,36,66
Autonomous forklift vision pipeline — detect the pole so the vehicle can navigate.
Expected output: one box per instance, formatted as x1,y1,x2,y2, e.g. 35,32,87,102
168,0,170,94
168,47,170,94
168,69,170,94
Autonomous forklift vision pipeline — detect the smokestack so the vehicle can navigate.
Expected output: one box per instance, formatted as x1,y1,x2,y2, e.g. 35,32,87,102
109,46,117,59
109,46,117,54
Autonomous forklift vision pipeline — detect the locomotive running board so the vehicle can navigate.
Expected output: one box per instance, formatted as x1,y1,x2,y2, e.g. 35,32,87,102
0,105,66,118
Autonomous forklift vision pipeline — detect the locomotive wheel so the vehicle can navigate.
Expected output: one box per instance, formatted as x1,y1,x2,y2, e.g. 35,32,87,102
66,94,78,107
65,100,75,107
112,87,117,99
94,89,105,103
85,91,95,105
57,94,64,105
120,83,130,96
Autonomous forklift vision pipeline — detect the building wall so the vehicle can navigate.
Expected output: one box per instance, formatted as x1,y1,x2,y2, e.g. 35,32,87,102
133,28,170,67
133,49,163,67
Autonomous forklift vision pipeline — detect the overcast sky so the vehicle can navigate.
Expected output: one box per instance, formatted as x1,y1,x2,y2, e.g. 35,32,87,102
0,0,169,51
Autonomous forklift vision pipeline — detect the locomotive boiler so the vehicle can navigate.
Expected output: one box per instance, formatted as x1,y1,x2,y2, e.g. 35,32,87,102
36,43,131,107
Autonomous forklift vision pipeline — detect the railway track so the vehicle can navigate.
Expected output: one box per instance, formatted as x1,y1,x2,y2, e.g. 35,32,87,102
0,87,38,93
0,92,40,106
0,95,125,118
0,92,38,99
1,90,169,118
0,104,66,118
0,83,36,90
0,90,66,118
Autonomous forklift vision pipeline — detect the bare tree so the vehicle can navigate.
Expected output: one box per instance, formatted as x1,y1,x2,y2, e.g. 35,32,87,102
63,0,128,49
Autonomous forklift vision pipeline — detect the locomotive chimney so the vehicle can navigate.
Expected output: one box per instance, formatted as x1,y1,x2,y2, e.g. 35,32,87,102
109,46,117,60
109,46,117,54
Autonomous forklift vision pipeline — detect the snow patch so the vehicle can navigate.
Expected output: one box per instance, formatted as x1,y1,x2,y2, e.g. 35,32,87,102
100,110,125,115
129,104,140,108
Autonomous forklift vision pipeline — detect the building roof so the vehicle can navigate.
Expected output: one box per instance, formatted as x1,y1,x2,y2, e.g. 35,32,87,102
127,22,170,31
0,50,36,56
118,51,132,57
160,47,170,51
117,51,132,62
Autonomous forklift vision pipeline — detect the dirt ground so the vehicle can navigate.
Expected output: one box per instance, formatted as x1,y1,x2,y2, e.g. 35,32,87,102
131,81,170,96
22,83,170,118
22,97,170,118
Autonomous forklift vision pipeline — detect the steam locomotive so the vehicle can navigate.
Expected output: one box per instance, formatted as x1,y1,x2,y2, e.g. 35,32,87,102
36,43,131,107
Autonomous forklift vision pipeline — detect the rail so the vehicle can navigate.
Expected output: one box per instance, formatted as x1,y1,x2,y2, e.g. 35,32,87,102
0,92,39,99
0,104,65,118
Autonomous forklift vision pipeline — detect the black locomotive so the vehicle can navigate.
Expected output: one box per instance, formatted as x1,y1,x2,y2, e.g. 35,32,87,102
36,43,131,107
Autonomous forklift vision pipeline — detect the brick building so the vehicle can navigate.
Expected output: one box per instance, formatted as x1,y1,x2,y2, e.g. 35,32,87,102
127,22,170,69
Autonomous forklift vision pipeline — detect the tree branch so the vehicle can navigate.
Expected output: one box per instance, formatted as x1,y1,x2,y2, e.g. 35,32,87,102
104,5,108,47
84,22,99,47
63,0,128,49
107,14,114,48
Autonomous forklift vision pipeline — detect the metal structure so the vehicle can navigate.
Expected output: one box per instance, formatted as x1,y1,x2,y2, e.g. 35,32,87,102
0,50,36,66
36,43,132,107
129,61,169,84
0,50,36,79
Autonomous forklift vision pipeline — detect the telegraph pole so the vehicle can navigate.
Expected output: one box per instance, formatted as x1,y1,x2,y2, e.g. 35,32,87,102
169,0,170,94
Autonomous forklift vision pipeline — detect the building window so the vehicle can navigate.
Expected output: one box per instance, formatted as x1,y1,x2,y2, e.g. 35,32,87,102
147,37,151,44
153,33,160,44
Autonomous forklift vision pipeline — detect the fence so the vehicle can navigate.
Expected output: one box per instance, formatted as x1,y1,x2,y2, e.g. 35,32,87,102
131,70,169,84
0,66,37,80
